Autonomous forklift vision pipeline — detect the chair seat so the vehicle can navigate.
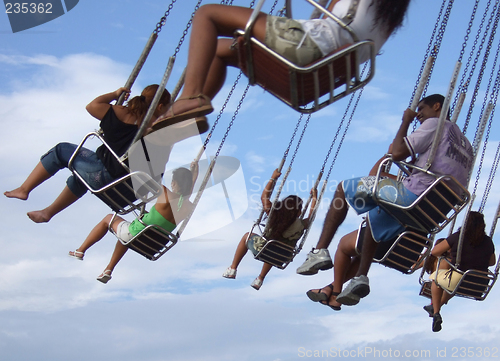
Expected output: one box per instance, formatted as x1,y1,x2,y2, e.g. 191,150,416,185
254,239,296,269
236,32,375,113
122,224,178,261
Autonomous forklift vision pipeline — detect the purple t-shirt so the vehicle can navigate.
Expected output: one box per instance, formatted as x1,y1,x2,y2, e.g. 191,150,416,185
402,117,473,195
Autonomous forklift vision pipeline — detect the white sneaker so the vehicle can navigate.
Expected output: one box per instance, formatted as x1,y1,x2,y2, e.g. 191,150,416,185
336,275,370,305
296,248,333,275
250,277,263,290
222,267,237,279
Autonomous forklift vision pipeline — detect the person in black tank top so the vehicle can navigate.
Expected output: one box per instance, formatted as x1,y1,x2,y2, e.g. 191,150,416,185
4,85,171,223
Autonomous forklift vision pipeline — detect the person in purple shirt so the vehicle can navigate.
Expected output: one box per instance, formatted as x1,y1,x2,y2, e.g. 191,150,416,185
296,94,473,306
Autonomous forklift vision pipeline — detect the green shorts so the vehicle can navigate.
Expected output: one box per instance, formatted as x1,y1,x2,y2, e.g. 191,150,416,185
264,16,323,66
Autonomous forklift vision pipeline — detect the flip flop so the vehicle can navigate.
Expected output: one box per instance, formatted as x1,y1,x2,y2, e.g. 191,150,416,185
97,270,112,284
68,250,84,260
154,94,213,127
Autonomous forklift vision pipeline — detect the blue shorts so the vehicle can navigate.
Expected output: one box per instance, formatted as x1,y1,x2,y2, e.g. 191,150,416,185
40,142,115,198
342,177,418,242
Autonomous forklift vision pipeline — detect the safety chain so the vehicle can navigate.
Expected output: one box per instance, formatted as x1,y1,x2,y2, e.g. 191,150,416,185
171,0,204,59
215,84,250,157
450,0,483,113
463,1,500,135
325,66,368,181
408,0,447,108
282,114,305,160
203,72,244,149
479,143,500,212
474,59,500,205
154,0,177,34
288,114,312,167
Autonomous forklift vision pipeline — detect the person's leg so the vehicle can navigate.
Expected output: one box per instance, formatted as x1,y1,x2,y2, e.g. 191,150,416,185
229,232,252,270
70,214,118,257
258,262,272,281
296,183,349,275
431,281,444,332
102,240,129,275
27,185,80,223
166,5,267,116
4,162,52,200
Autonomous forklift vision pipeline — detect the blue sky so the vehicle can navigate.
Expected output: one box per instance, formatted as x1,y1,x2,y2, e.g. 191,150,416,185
1,1,500,360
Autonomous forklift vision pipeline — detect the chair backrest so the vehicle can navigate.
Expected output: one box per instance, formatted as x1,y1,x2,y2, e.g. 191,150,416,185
377,175,469,234
254,239,296,269
122,224,178,261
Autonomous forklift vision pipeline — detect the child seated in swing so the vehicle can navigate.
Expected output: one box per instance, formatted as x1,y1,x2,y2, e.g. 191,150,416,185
222,169,317,290
68,162,198,284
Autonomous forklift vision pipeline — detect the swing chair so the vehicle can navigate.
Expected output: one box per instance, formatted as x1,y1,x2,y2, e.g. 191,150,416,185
235,0,375,113
418,2,500,299
253,63,371,269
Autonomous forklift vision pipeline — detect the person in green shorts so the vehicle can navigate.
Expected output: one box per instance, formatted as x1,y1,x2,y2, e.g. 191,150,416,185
69,162,198,283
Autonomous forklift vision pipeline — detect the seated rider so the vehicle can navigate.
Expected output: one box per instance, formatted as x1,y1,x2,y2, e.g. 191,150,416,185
152,0,411,127
427,211,495,332
223,168,317,290
296,94,474,307
68,162,199,284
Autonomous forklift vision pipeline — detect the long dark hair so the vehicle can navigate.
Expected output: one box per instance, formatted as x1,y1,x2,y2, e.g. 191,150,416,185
172,167,193,196
267,195,303,240
464,211,486,247
372,0,411,36
126,84,171,123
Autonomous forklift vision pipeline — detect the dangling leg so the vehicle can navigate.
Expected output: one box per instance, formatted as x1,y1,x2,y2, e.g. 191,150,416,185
27,186,80,223
223,232,251,278
4,162,52,200
159,5,267,120
69,214,118,259
251,262,272,290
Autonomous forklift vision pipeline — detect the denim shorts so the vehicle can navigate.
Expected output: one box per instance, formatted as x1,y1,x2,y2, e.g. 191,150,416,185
265,16,323,66
246,234,267,256
342,177,418,243
40,142,115,198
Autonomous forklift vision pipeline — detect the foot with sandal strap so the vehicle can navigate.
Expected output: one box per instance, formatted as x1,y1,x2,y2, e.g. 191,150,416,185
152,94,213,131
306,284,342,311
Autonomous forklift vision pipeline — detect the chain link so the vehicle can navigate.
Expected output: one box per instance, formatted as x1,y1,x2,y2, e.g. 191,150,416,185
154,0,177,34
463,1,500,135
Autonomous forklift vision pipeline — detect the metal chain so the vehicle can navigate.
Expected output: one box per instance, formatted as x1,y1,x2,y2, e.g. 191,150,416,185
462,0,500,134
282,114,304,160
451,0,483,113
479,143,500,212
154,0,177,34
215,84,250,157
287,114,312,167
408,0,447,107
171,0,204,59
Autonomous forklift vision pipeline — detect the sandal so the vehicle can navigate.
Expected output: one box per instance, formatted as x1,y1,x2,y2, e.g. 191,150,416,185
154,94,213,127
306,284,333,303
97,270,112,284
68,250,84,260
326,291,341,311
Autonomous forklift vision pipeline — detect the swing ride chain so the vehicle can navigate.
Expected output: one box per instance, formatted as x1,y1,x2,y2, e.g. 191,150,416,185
476,66,500,209
325,63,369,180
154,0,177,34
288,114,312,167
480,143,500,212
170,0,204,60
320,85,358,174
463,1,500,135
215,84,251,157
282,114,304,161
408,0,447,108
451,0,482,113
203,72,244,149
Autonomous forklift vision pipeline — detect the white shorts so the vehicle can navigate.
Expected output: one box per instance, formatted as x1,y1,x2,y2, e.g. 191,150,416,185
116,220,133,243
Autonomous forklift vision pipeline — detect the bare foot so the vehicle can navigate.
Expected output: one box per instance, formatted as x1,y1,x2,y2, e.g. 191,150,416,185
4,188,29,200
27,210,51,223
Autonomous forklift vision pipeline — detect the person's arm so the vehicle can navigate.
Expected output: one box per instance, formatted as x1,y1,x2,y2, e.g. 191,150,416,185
489,253,496,267
86,87,130,120
189,161,199,195
391,108,415,161
261,168,281,214
431,238,451,257
302,188,318,228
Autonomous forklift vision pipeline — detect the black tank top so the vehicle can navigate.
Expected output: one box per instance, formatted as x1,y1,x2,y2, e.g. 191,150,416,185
96,106,138,178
